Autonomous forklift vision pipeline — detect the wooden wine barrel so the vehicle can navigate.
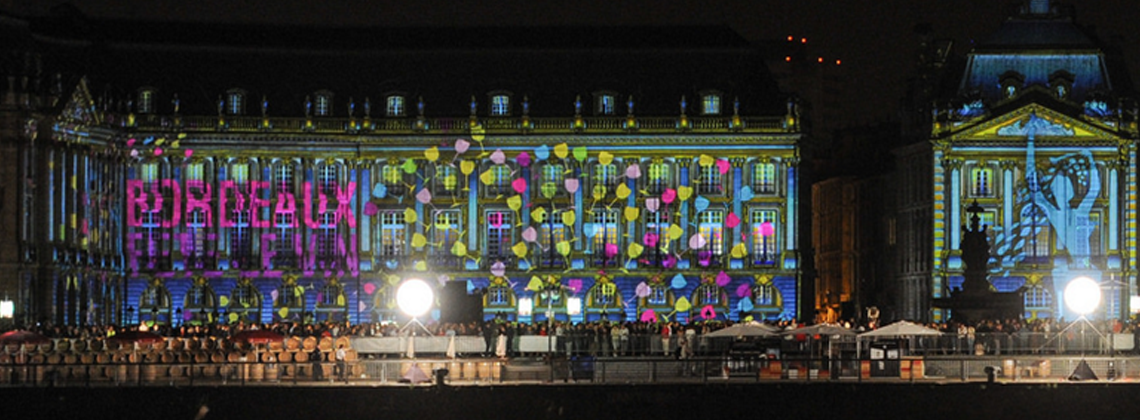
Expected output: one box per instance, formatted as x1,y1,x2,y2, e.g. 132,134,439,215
160,352,175,364
63,353,78,365
89,340,105,352
250,363,264,381
193,352,209,364
80,353,95,364
152,339,167,352
334,336,350,350
210,352,226,364
95,352,111,364
54,339,71,353
73,339,88,352
45,353,62,365
302,336,317,352
265,363,279,381
277,351,292,363
345,349,358,362
285,337,301,351
318,337,333,351
142,364,158,382
168,338,183,351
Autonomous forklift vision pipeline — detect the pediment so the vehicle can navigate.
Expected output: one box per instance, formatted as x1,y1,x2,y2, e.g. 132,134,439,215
949,104,1116,142
59,78,100,126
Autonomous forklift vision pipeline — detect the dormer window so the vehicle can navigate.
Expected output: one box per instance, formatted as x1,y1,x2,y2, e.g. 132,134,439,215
386,95,406,117
137,88,155,114
998,71,1024,100
700,91,723,115
594,92,617,115
490,93,511,116
226,89,246,115
314,90,333,117
1050,70,1075,100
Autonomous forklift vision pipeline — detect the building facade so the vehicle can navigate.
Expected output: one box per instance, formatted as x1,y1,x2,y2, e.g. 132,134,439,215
918,0,1138,321
0,15,803,327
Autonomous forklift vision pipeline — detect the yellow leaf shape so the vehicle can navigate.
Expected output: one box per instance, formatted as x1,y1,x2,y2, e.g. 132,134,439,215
556,241,571,256
677,185,693,201
592,185,607,201
624,206,640,222
412,233,428,248
507,195,523,211
480,169,495,185
451,241,468,256
731,243,748,259
404,208,418,224
598,151,614,166
561,211,576,226
675,297,692,312
531,207,547,223
387,274,401,285
668,224,684,240
554,143,569,159
699,155,714,166
228,313,239,323
219,296,230,306
414,261,427,271
627,242,644,258
512,241,529,258
616,183,631,199
336,295,346,306
295,286,305,297
526,276,543,291
424,146,440,162
277,307,289,318
461,160,476,175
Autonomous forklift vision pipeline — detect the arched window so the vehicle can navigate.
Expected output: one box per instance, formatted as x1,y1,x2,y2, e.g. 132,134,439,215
139,279,171,324
753,282,780,307
539,163,565,199
229,278,262,323
272,160,298,268
646,161,672,195
275,277,304,322
184,278,215,325
386,95,406,117
1024,284,1052,308
593,91,617,115
490,94,511,116
696,159,724,195
316,279,346,322
692,283,724,307
380,162,407,196
752,161,778,195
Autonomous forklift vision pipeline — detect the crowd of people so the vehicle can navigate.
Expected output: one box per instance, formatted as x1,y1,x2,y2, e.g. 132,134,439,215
5,315,1140,358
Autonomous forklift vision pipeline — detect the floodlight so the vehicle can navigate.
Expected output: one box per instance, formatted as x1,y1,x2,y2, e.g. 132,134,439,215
567,297,582,316
0,300,13,318
397,279,434,317
1131,296,1140,314
1065,276,1101,315
518,297,534,316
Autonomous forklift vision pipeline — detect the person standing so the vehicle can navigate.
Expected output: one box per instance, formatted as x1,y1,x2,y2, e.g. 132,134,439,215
334,344,348,382
310,348,324,381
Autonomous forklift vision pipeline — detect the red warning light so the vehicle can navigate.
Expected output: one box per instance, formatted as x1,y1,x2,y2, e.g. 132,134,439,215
817,57,824,63
785,56,792,62
787,35,794,41
801,37,807,43
835,59,842,65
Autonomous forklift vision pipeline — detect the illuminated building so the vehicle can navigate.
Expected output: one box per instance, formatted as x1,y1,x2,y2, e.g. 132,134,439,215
910,0,1138,321
0,13,803,326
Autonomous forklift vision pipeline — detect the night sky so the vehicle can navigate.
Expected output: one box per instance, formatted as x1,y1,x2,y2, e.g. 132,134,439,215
5,0,1139,125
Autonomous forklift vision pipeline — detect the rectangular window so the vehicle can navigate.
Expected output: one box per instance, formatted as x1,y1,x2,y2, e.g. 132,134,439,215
230,208,252,268
138,90,154,114
702,95,721,115
488,287,510,306
697,210,724,265
697,163,722,195
598,95,615,115
647,163,671,195
540,164,564,198
378,211,405,258
275,164,294,193
971,167,993,197
320,164,338,195
753,162,777,194
486,165,512,197
644,210,671,266
486,211,514,261
491,95,510,116
386,96,405,117
594,164,617,193
228,93,243,115
648,286,667,305
537,209,566,267
319,212,337,264
592,208,619,266
751,210,778,265
315,95,331,116
432,210,462,255
1088,212,1102,257
381,164,406,196
435,165,458,195
273,211,295,267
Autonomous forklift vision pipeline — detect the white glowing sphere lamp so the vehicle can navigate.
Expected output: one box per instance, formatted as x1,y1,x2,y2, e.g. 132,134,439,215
1065,276,1101,316
397,279,434,317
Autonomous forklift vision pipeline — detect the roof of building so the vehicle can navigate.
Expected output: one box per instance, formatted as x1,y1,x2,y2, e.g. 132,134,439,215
9,7,790,118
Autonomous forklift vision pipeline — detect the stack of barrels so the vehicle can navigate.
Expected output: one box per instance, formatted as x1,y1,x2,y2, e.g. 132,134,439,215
0,334,358,384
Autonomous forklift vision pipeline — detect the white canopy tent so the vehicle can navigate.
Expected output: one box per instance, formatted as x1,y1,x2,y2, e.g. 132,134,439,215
857,321,944,357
